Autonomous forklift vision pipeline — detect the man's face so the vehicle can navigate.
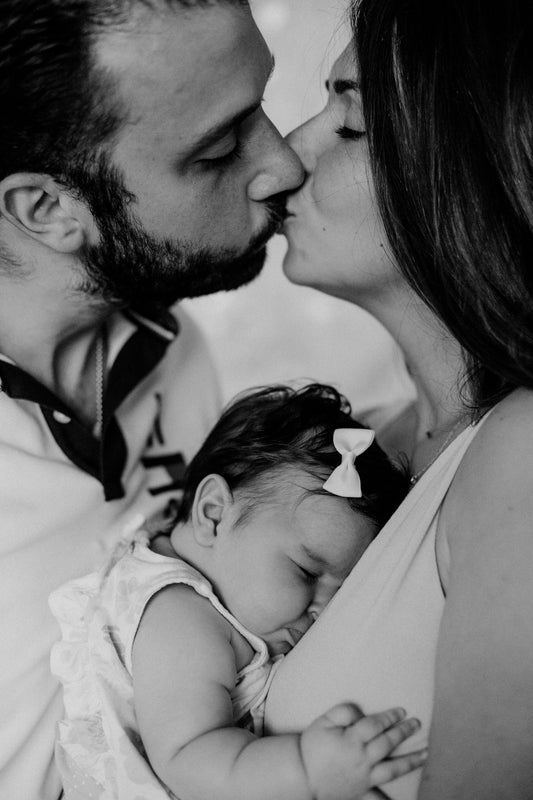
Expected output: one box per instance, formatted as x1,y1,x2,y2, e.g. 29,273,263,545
81,2,304,307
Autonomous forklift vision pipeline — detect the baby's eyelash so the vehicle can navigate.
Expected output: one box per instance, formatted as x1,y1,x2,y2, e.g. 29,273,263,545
335,125,366,141
300,567,318,584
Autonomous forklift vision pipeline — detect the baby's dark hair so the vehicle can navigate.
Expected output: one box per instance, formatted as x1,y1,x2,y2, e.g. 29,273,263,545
177,383,408,530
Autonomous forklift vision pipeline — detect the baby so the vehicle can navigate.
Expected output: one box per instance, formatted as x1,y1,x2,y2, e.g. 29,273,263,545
50,383,419,800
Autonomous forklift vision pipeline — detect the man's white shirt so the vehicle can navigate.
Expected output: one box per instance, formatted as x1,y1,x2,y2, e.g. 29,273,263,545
0,306,220,800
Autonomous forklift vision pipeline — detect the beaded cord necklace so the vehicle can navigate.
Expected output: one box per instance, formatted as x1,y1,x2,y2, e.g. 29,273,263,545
409,418,467,486
94,328,107,440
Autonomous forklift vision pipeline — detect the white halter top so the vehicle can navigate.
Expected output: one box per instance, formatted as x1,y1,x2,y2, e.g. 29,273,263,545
265,417,489,800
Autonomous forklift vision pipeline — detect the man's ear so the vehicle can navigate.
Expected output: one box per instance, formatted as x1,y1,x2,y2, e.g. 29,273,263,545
191,474,234,547
0,173,90,253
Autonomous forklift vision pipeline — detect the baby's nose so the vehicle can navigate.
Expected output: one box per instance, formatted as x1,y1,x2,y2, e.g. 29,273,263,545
297,609,317,632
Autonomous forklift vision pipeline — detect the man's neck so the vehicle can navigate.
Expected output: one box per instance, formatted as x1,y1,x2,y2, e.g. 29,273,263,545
0,261,114,425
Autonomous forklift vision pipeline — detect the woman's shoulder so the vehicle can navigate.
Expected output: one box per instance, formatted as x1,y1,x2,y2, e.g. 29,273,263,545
439,388,533,568
480,385,533,428
427,392,533,800
458,387,533,484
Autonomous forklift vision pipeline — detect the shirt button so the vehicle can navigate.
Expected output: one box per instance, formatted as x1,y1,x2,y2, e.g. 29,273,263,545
53,410,71,424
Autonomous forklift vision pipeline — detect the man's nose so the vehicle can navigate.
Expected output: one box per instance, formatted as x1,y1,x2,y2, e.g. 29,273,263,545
247,117,305,201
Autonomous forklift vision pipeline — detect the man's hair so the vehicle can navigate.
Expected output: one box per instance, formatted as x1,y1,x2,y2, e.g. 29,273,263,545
177,383,409,530
0,0,248,197
352,0,533,414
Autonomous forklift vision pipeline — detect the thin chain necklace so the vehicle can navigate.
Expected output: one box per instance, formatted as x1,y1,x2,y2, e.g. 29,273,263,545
94,327,107,440
409,418,467,486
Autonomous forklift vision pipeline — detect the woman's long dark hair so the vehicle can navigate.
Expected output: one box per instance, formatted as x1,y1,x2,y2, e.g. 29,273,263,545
352,0,533,412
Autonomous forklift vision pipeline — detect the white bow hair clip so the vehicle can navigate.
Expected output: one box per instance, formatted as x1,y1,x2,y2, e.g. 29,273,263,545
323,428,375,498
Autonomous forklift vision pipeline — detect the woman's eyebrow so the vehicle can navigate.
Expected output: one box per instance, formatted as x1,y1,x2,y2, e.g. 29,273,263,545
325,78,360,94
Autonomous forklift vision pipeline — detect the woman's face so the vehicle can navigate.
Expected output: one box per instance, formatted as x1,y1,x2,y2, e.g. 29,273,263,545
282,45,397,304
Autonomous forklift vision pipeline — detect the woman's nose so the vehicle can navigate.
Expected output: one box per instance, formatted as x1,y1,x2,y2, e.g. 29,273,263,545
286,123,311,174
286,112,327,174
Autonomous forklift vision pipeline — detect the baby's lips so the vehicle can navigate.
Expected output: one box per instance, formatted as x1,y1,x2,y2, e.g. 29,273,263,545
284,626,306,647
271,640,293,656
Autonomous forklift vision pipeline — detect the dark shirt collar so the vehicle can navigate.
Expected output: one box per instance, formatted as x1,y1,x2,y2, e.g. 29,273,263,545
0,307,179,500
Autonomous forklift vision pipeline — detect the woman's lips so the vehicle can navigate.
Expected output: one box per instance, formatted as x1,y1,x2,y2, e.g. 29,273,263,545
281,209,296,232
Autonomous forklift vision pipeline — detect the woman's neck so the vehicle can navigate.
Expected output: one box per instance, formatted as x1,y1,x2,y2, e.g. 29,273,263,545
365,283,470,439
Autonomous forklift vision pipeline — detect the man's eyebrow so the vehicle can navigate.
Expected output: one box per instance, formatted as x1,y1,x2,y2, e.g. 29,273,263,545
192,53,276,153
192,103,261,152
325,78,360,94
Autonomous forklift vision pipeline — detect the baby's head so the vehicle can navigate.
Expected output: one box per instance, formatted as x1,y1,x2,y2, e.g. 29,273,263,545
173,383,408,652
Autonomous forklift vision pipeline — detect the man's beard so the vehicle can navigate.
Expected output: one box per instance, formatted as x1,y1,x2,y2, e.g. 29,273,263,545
71,156,286,309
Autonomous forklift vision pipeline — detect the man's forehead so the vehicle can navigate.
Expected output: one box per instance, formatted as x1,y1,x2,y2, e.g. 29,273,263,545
94,2,271,144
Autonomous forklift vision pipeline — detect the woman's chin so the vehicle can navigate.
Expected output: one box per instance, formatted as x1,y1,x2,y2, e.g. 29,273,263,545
282,245,317,287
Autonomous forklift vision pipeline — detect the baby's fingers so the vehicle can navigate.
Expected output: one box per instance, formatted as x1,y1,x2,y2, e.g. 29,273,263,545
348,707,408,744
370,749,428,785
366,717,421,763
316,702,365,729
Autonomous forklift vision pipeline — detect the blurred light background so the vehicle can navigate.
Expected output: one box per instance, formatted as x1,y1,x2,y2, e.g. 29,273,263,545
183,0,415,431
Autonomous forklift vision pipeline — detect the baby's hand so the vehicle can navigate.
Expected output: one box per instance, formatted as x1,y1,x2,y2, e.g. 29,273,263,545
300,704,427,800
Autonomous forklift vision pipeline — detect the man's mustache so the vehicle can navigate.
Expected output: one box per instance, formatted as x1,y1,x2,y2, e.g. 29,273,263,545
249,195,289,253
265,195,289,227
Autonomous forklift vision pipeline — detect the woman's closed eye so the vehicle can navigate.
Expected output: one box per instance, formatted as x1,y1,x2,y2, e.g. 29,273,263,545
335,125,366,141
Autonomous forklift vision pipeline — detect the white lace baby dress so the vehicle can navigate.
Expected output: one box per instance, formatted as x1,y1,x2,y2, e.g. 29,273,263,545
49,533,278,799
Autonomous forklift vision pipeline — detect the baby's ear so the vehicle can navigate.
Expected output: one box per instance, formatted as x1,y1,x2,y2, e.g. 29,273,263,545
192,474,233,547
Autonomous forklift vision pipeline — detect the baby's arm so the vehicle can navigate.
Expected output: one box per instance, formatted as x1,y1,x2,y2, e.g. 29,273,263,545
132,584,425,800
